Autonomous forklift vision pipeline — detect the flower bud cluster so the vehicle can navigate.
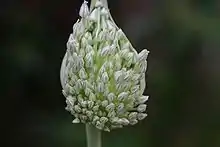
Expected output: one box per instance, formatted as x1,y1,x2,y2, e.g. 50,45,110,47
60,0,149,131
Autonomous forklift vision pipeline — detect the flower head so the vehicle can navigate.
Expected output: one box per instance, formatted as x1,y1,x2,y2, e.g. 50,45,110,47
60,0,149,131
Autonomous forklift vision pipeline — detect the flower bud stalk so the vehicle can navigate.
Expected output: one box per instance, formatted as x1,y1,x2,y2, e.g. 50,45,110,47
86,124,101,147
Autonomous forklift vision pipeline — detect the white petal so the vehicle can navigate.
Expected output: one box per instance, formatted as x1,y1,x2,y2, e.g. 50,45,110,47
138,49,149,61
137,104,147,112
106,103,115,112
101,72,109,83
118,118,129,125
118,92,129,101
79,1,89,18
129,119,138,125
79,68,88,79
137,96,149,104
101,100,108,107
137,113,147,120
107,111,116,118
128,112,138,120
72,118,80,123
100,117,108,123
107,93,115,102
87,101,94,109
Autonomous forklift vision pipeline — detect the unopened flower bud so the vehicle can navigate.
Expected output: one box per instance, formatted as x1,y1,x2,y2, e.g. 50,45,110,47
79,1,89,18
60,0,149,131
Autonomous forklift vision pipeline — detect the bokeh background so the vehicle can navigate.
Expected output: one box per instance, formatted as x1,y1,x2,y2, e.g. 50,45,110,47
1,0,220,147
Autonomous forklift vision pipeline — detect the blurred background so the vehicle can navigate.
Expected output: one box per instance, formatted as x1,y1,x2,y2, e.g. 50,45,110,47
1,0,220,147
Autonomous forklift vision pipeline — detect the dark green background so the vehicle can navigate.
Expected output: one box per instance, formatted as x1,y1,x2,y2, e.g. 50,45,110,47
1,0,220,147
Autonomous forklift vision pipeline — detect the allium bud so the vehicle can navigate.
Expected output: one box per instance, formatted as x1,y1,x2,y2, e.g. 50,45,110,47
79,1,89,18
60,0,149,131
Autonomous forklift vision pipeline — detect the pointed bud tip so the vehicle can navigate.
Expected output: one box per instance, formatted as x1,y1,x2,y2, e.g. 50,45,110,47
72,118,80,123
79,1,89,18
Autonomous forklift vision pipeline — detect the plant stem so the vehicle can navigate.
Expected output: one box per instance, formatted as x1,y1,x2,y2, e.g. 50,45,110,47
90,0,108,10
86,124,101,147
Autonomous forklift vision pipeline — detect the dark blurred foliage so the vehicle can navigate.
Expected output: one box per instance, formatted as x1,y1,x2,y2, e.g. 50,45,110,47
1,0,220,147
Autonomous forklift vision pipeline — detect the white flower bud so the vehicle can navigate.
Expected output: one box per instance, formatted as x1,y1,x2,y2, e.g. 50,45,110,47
132,74,140,81
93,115,100,123
121,82,131,91
84,87,92,97
69,73,78,84
89,92,96,101
119,49,129,58
93,105,99,112
130,85,140,94
138,49,149,61
79,1,89,18
111,124,123,129
114,70,124,83
114,54,122,70
100,45,111,56
139,60,147,73
107,110,116,118
96,121,104,130
100,17,107,29
107,93,115,102
97,110,103,116
126,52,134,61
111,117,120,124
87,101,94,109
128,112,138,120
101,72,109,83
80,115,88,122
130,119,138,125
100,117,108,123
72,118,80,123
118,118,129,125
106,20,115,30
106,103,115,112
75,79,83,90
85,51,94,67
84,31,92,41
86,111,93,119
96,82,104,93
74,105,82,113
116,83,124,92
104,127,110,132
137,96,149,104
89,9,98,21
77,94,84,103
137,113,147,120
66,34,76,52
117,103,125,113
101,100,108,107
81,36,88,49
79,68,87,79
66,96,76,106
118,92,129,101
69,86,78,95
99,63,106,75
101,7,109,15
95,0,103,7
81,101,87,108
137,104,147,113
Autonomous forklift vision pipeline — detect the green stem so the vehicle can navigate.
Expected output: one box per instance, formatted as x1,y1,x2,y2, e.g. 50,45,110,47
86,124,102,147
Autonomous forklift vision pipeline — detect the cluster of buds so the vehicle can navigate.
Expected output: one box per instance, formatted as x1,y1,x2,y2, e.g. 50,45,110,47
60,0,149,132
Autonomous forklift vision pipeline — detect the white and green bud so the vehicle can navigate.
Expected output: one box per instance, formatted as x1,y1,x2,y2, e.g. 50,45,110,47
79,1,89,18
60,0,149,131
137,104,147,113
